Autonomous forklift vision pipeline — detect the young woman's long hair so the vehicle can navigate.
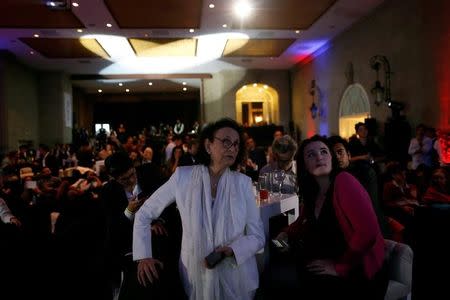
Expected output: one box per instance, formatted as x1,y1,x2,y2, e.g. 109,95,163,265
296,135,340,209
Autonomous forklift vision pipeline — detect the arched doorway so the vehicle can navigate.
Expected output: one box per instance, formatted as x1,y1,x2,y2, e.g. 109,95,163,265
235,83,279,126
339,84,371,138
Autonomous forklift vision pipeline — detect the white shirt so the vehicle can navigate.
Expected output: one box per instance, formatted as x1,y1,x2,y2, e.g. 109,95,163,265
408,136,433,169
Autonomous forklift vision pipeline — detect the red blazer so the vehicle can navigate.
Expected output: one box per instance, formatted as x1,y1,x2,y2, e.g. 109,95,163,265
286,172,385,279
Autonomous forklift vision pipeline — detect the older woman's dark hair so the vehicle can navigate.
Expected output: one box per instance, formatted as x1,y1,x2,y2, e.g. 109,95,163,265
197,118,246,170
296,135,339,204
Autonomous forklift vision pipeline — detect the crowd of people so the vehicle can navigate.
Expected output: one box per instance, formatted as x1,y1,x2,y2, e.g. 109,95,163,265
1,118,449,299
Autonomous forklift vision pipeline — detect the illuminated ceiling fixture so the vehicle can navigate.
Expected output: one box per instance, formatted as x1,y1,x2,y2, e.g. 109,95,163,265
118,83,123,86
148,82,153,86
234,1,252,18
33,34,39,38
72,2,79,7
182,82,187,85
106,23,112,28
125,89,130,92
77,29,83,33
222,24,228,28
183,87,187,91
209,4,215,9
98,89,102,93
44,0,71,10
189,29,195,33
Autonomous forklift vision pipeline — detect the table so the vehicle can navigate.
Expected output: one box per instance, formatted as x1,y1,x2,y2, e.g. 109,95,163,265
256,193,299,271
258,193,299,241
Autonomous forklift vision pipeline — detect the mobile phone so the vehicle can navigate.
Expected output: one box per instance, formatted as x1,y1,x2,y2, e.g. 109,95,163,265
205,251,225,268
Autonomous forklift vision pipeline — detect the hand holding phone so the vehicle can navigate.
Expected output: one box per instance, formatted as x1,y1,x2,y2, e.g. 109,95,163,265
205,251,225,269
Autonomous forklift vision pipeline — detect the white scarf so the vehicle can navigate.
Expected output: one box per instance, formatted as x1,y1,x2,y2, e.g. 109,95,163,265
186,165,244,299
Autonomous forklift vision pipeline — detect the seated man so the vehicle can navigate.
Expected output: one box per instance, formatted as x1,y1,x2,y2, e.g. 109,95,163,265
260,135,298,194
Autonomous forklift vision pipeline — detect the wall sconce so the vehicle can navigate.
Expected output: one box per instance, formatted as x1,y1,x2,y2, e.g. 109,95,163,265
309,79,319,119
369,55,391,106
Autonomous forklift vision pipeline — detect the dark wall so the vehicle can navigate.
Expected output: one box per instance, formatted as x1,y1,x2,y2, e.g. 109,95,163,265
93,98,200,135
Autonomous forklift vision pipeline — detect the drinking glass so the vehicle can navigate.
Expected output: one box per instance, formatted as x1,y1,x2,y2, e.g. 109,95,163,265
273,170,286,197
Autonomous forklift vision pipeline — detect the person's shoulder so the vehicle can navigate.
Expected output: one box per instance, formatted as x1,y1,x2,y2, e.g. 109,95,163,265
335,171,359,185
231,169,252,182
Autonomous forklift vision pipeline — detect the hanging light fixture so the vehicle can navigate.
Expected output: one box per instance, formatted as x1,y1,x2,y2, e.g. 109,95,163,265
369,55,391,106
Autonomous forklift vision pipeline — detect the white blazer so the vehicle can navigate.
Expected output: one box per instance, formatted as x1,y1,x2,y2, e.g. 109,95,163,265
133,165,265,299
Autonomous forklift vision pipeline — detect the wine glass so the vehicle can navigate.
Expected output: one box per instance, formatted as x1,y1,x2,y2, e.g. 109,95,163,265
273,170,286,197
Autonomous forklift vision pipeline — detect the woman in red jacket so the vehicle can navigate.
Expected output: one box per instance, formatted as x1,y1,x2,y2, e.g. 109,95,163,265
277,135,387,299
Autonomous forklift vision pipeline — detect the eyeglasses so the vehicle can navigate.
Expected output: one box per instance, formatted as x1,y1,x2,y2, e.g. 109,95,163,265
214,137,240,150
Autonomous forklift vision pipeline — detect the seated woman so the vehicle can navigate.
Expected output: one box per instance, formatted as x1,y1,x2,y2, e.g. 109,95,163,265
382,161,419,228
422,167,450,204
276,135,386,299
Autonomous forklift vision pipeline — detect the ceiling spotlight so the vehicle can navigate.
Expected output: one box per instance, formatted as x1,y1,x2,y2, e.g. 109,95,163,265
33,34,39,38
295,30,300,34
98,89,102,93
118,83,123,86
45,1,73,10
209,4,215,8
263,85,268,89
72,2,79,7
125,89,130,92
77,29,83,33
183,87,187,91
106,23,112,28
222,24,228,28
234,1,252,18
253,83,257,87
189,29,195,33
148,82,153,86
30,51,34,55
182,82,187,85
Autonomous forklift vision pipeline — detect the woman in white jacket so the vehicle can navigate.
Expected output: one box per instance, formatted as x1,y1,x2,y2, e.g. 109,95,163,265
133,118,265,299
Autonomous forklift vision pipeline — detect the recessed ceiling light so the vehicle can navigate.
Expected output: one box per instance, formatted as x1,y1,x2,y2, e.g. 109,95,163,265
263,85,268,89
77,29,83,33
253,83,257,87
106,23,112,28
148,82,153,86
189,29,195,33
144,33,148,37
98,89,102,93
33,34,39,38
222,24,228,28
182,82,187,85
125,89,130,92
72,2,79,7
209,4,215,8
30,51,34,55
295,30,300,34
48,2,56,7
183,87,187,91
118,83,123,86
234,1,252,18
